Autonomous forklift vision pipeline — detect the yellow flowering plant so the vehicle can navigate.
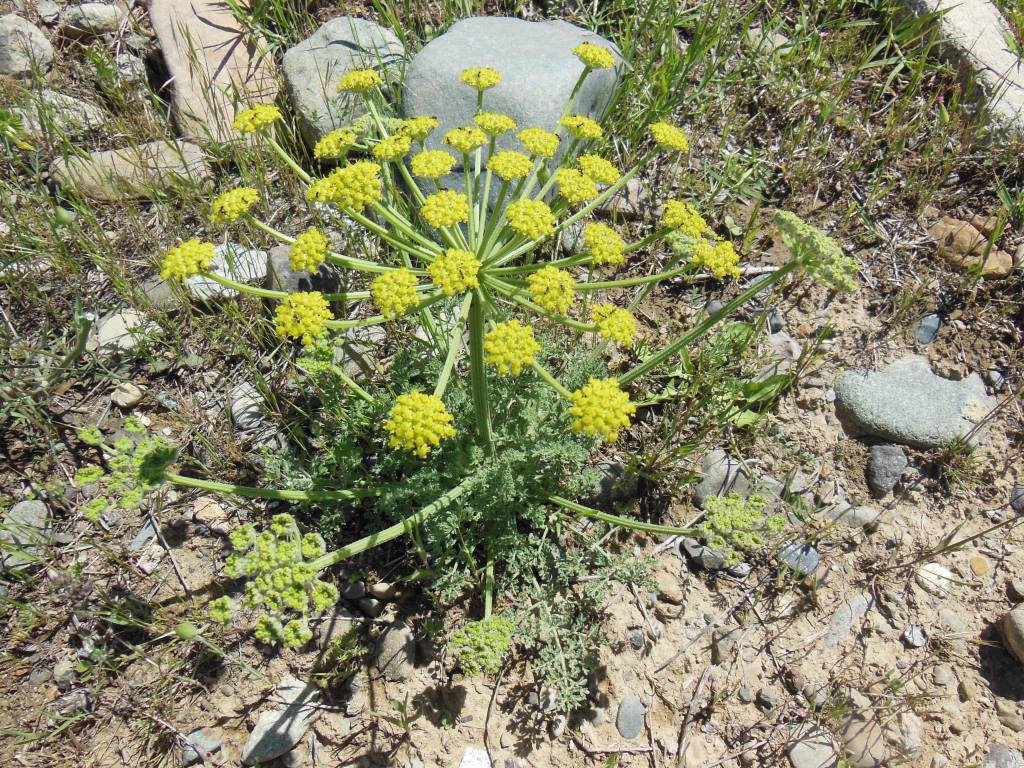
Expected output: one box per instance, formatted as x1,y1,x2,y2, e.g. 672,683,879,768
145,48,857,653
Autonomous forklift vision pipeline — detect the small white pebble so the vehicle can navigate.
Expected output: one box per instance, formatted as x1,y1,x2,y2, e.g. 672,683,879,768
916,563,956,596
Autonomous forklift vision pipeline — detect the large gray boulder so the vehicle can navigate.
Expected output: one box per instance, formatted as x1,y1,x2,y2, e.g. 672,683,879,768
0,14,54,78
834,355,996,449
283,16,404,145
403,17,622,162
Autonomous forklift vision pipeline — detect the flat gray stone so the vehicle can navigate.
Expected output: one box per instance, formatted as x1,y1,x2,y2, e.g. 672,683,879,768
865,444,907,498
186,243,268,301
376,621,416,682
59,3,126,38
788,728,839,768
403,16,621,183
182,726,223,767
0,14,53,77
1,500,51,569
615,697,645,740
86,309,157,356
13,90,106,137
824,592,874,648
694,449,751,507
229,381,268,432
266,244,341,296
282,16,404,144
823,502,879,529
778,542,819,577
984,745,1024,768
835,355,996,449
241,675,320,765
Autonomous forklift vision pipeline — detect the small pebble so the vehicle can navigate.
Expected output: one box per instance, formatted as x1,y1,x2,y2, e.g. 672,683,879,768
987,368,1007,391
767,309,786,333
902,624,926,648
957,678,978,702
913,313,941,344
970,555,991,577
111,382,143,408
1011,484,1024,515
916,563,956,596
738,686,754,703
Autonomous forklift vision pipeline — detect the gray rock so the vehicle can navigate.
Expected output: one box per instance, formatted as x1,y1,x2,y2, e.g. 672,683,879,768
13,90,106,137
983,745,1024,768
822,502,879,530
787,728,838,768
185,243,268,301
824,592,874,648
865,444,907,498
229,381,267,433
28,667,52,688
86,309,157,356
182,726,223,767
711,625,741,665
913,312,941,343
615,697,645,740
282,16,404,144
1001,604,1024,663
706,299,725,315
266,245,341,296
778,542,819,577
996,700,1024,732
758,331,803,378
987,368,1007,392
403,16,621,183
902,624,926,648
376,622,416,682
1,500,52,569
318,606,363,649
111,382,143,408
1011,484,1024,515
756,687,780,710
627,628,645,651
915,563,955,596
836,713,887,768
767,309,786,333
340,581,367,601
694,449,751,507
36,0,60,24
50,141,211,202
738,685,754,703
681,536,728,571
0,14,54,77
59,3,126,38
587,460,639,506
241,676,320,766
141,274,179,311
115,52,146,82
834,355,997,449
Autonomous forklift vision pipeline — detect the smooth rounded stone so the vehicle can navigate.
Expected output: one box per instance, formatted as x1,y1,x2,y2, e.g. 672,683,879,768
788,730,839,768
681,537,728,571
376,622,416,682
996,699,1024,732
358,597,383,617
738,686,755,703
50,141,212,202
282,16,403,144
705,299,725,315
824,592,874,649
403,16,621,181
987,368,1007,391
340,581,367,601
778,542,819,577
766,309,786,333
86,309,157,356
28,667,52,688
694,449,751,507
181,726,223,767
1001,604,1024,663
1,500,52,569
367,581,394,600
185,243,268,301
759,331,803,378
241,675,321,766
1009,578,1024,602
984,745,1024,768
834,355,997,450
59,3,126,38
149,0,277,143
915,563,956,597
228,381,267,433
141,274,180,311
901,624,926,648
615,697,645,740
36,0,60,24
266,245,341,296
823,502,879,530
932,663,956,687
587,460,639,506
756,687,780,710
111,382,143,408
836,714,887,768
912,312,941,344
13,89,106,137
711,625,742,665
0,14,54,77
865,444,907,498
1011,484,1024,515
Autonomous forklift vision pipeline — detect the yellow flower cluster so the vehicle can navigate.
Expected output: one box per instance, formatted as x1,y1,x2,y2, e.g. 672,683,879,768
487,150,533,181
583,222,626,266
484,320,541,376
649,121,689,152
474,112,516,136
338,68,381,92
274,292,333,347
527,266,574,314
371,268,419,319
591,304,637,345
399,116,438,140
444,126,488,154
289,228,328,273
314,128,357,159
385,391,456,458
662,200,707,238
373,132,412,162
561,115,602,140
210,187,258,224
411,149,456,179
161,239,215,281
569,378,636,442
691,239,741,279
517,127,559,159
427,248,480,295
577,154,621,185
421,190,469,229
555,168,598,205
306,161,382,212
460,66,502,90
573,42,616,69
232,104,282,133
506,198,556,241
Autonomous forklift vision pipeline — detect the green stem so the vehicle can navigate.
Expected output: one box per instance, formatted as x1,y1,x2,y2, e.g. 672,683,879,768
549,495,697,537
529,360,573,399
164,472,371,502
619,259,802,385
327,364,377,404
309,476,475,572
433,293,473,397
248,215,405,273
491,254,591,275
484,545,495,619
201,272,285,300
468,290,494,456
624,229,669,254
575,265,689,291
266,136,312,184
